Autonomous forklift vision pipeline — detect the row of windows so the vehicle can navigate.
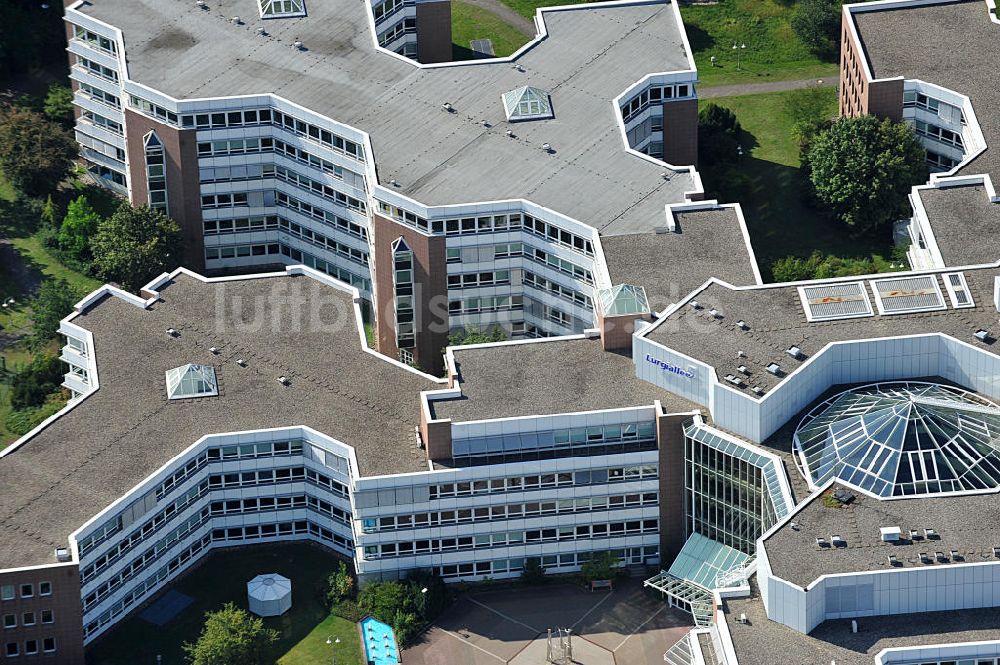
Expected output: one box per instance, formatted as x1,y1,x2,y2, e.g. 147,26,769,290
523,270,592,309
621,84,692,124
377,203,596,256
453,438,658,467
452,422,658,459
181,109,364,161
378,17,416,46
75,55,118,83
4,638,56,658
72,25,117,54
274,165,367,213
210,494,350,526
200,134,367,188
914,119,964,148
78,82,120,109
904,91,963,124
2,609,54,629
927,149,959,171
373,0,412,24
448,243,594,284
362,492,658,532
130,95,179,125
81,109,122,135
276,191,369,240
0,584,51,602
426,464,658,499
204,217,370,268
277,244,373,292
204,215,279,235
279,218,370,266
434,546,657,579
447,270,511,289
448,294,523,315
365,519,659,559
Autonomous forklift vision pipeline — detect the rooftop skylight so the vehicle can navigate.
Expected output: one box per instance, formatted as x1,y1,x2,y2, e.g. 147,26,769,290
598,284,649,316
165,364,218,400
258,0,306,18
502,86,554,122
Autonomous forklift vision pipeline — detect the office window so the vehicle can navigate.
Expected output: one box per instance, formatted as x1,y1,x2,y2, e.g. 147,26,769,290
43,638,55,653
40,610,53,625
21,613,34,627
19,585,31,599
0,586,12,601
144,132,168,213
2,615,14,629
38,582,50,597
5,642,18,657
24,640,37,655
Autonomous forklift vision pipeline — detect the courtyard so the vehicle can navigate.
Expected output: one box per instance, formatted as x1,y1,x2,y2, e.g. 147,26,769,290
403,578,691,665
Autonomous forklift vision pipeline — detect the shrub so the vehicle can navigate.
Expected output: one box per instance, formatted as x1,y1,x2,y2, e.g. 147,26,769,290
29,279,82,349
392,609,422,647
521,558,546,585
697,103,742,167
331,599,364,623
791,0,842,61
326,561,355,607
58,195,102,261
10,353,64,410
579,551,620,583
358,581,416,623
448,325,506,346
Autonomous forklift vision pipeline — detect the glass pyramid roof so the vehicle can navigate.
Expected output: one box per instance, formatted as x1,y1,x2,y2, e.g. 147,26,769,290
794,382,1000,497
165,364,218,400
501,86,554,122
598,284,649,316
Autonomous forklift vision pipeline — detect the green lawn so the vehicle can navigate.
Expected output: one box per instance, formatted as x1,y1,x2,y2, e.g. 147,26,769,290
699,88,893,276
453,0,533,59
86,543,365,665
681,0,839,87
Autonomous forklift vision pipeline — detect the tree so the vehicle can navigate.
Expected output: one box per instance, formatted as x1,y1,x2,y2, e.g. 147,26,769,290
58,195,102,261
358,581,416,623
326,561,355,607
392,609,422,647
448,325,506,346
580,551,620,583
10,353,64,410
182,603,278,665
91,204,182,291
40,195,59,229
0,107,77,197
792,0,842,61
521,558,546,585
29,279,81,349
0,1,66,80
697,103,742,167
808,116,928,231
43,83,75,126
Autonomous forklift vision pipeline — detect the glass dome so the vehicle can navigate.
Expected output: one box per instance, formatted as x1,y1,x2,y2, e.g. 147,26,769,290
793,382,1000,497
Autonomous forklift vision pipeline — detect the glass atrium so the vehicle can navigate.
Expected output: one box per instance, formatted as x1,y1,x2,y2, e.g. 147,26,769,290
794,382,1000,497
165,364,219,400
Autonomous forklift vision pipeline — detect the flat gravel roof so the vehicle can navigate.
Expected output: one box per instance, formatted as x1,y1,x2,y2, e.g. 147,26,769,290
78,0,697,235
725,584,1000,665
645,266,1000,395
0,273,436,569
431,336,697,421
763,483,1000,588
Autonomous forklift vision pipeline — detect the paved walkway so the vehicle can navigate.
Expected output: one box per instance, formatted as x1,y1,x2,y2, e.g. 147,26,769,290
699,75,839,99
459,0,536,36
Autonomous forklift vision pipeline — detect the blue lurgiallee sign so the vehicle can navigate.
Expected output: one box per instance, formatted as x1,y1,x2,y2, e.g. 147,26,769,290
645,354,695,379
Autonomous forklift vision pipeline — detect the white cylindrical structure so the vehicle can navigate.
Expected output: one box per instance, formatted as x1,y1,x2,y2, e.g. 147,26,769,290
247,573,292,617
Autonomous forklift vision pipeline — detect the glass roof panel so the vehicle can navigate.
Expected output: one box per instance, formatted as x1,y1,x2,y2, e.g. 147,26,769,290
165,364,218,400
598,284,649,316
259,0,306,17
501,86,554,122
794,382,1000,497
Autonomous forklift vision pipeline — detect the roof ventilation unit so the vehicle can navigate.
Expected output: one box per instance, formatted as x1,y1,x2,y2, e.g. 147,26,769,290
236,358,247,367
196,0,207,7
661,172,671,180
766,363,781,376
54,547,71,562
950,550,962,560
815,537,828,548
724,374,745,387
886,554,899,566
871,274,946,315
909,529,922,540
442,102,454,112
738,613,748,624
993,546,1000,558
737,365,750,374
232,16,242,23
709,308,722,318
277,376,290,386
935,551,947,562
256,27,266,35
541,143,552,153
209,347,219,355
919,552,931,563
924,528,939,539
293,40,303,49
786,346,803,360
737,320,748,330
831,534,845,547
166,328,179,337
689,301,701,310
880,526,901,542
944,272,974,308
506,130,515,138
799,281,873,322
751,385,765,396
975,329,993,342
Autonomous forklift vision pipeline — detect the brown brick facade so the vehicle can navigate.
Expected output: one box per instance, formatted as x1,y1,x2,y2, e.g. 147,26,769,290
372,214,449,375
656,409,689,567
662,98,699,167
0,565,84,664
415,1,453,64
123,110,205,271
598,312,646,353
839,13,903,122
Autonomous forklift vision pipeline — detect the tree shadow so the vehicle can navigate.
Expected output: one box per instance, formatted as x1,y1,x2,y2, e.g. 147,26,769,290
683,22,714,53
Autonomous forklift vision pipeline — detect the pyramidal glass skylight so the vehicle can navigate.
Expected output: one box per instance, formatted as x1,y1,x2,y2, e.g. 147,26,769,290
258,0,306,18
165,364,218,400
598,284,649,316
794,382,1000,497
502,86,554,122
